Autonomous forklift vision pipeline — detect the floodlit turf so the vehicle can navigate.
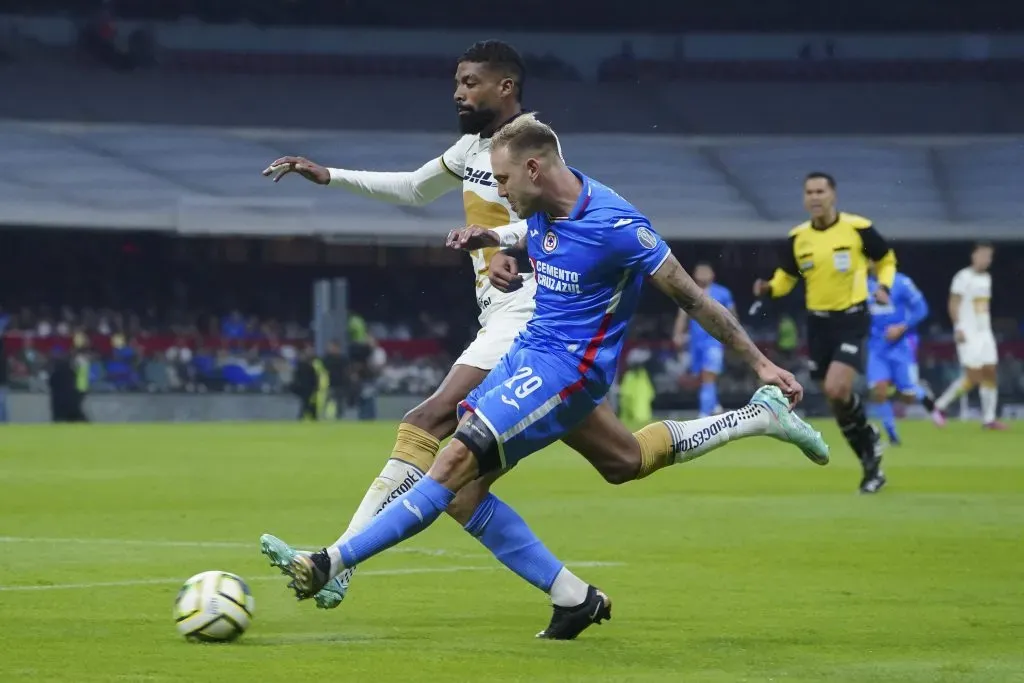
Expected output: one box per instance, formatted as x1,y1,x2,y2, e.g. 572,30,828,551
1,419,1023,682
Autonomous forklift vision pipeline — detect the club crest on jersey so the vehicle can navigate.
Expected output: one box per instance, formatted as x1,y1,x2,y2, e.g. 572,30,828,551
542,230,558,253
637,226,657,250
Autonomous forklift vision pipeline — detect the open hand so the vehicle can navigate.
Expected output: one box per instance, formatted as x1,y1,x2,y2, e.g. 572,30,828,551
262,156,330,185
446,225,500,251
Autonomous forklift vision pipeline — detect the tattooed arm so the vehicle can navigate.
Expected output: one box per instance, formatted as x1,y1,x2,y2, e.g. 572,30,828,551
650,254,803,403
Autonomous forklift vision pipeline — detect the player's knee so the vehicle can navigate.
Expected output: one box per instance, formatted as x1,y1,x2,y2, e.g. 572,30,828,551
824,379,851,403
871,384,889,403
446,479,491,525
403,397,458,440
427,441,478,492
599,457,639,486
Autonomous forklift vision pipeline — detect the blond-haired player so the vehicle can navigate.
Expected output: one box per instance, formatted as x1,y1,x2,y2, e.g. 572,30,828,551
259,41,618,640
933,242,1006,429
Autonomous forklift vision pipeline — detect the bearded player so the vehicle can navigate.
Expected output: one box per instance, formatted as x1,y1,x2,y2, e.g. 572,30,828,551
260,41,619,638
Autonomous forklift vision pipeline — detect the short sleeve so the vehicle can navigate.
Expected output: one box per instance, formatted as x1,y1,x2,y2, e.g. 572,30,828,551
440,135,473,180
611,220,671,276
950,271,968,296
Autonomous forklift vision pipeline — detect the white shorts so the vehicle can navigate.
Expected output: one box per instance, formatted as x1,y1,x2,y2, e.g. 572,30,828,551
957,332,998,369
454,308,532,370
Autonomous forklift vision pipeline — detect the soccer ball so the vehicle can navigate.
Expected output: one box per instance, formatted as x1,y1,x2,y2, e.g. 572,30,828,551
173,571,255,642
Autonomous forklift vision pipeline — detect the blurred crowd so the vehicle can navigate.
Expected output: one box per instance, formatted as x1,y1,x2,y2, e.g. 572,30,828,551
0,307,451,406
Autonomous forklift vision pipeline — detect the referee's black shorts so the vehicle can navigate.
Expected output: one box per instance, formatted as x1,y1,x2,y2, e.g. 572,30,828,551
805,304,869,381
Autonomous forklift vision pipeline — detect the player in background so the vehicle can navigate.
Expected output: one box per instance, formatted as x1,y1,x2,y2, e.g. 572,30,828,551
933,242,1006,429
865,267,941,445
753,172,896,494
672,263,734,417
260,41,609,630
274,116,830,625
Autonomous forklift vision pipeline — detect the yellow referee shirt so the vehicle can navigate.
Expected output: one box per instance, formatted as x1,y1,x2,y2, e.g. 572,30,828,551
768,212,897,312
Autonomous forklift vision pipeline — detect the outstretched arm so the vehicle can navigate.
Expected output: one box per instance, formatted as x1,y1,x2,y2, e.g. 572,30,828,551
263,156,461,206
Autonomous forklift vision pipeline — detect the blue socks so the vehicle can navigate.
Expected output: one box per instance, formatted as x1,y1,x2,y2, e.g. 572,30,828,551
338,476,454,567
334,479,564,598
871,400,898,442
463,493,563,592
699,381,718,417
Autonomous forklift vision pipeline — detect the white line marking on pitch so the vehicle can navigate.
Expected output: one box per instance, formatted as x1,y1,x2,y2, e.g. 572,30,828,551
0,536,486,558
0,561,623,593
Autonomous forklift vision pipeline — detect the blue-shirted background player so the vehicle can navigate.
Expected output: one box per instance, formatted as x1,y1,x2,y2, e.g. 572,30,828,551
274,116,830,636
867,267,940,444
673,263,734,417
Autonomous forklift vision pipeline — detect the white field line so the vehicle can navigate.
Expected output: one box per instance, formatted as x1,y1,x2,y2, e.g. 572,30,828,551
0,536,486,558
0,562,623,592
0,536,624,592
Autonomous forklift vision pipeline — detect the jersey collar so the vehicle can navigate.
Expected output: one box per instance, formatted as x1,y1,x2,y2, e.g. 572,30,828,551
544,168,592,223
567,167,593,220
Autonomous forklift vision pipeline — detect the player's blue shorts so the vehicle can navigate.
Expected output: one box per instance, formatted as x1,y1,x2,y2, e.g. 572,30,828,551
458,339,604,470
866,342,917,394
690,341,724,375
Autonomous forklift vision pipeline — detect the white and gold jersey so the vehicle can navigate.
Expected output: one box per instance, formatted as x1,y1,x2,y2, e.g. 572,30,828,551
950,267,992,335
441,134,537,326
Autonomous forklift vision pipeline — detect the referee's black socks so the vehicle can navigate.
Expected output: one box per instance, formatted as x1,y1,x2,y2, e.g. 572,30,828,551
833,393,874,464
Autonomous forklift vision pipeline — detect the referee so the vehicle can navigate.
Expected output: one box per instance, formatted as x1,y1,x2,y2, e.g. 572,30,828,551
754,172,897,494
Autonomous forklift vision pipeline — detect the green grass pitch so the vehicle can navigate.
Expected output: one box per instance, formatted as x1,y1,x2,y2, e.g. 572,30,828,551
1,420,1023,682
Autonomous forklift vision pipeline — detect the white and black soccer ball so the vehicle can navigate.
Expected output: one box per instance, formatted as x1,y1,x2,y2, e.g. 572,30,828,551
173,571,255,642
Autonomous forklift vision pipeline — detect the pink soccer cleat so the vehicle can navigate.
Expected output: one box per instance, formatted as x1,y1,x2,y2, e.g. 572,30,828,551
982,420,1009,431
930,409,947,428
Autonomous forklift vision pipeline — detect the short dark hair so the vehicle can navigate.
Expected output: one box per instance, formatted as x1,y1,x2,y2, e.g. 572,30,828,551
458,40,525,102
805,171,836,189
974,241,994,251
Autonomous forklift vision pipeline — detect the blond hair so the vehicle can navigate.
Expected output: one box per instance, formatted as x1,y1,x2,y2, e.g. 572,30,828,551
491,113,561,158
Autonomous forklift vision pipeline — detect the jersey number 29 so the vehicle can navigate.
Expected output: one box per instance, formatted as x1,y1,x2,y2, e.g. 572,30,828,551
502,366,543,408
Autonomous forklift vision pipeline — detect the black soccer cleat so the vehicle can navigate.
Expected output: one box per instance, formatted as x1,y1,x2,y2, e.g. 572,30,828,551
283,548,332,600
536,585,612,640
859,425,887,494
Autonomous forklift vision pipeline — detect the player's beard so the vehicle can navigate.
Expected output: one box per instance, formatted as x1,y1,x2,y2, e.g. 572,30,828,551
457,105,498,135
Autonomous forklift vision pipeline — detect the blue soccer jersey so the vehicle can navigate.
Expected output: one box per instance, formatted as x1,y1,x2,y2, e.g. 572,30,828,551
689,283,734,374
518,173,670,389
866,272,928,392
460,169,670,469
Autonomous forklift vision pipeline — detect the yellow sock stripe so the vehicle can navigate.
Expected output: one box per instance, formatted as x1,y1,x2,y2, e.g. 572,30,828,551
390,423,441,473
634,422,673,479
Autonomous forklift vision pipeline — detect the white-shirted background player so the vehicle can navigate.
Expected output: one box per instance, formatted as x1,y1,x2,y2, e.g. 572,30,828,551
934,242,1006,429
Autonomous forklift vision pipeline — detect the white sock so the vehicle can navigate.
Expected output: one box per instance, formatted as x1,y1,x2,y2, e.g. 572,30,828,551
980,385,998,424
936,377,969,411
335,459,426,546
664,404,771,464
325,459,426,580
549,567,589,607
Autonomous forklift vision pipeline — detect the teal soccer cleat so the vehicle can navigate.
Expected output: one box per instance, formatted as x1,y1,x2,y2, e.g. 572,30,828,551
259,533,348,609
750,385,830,466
